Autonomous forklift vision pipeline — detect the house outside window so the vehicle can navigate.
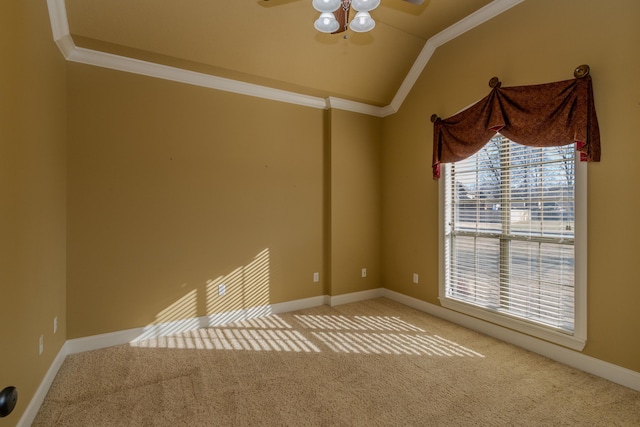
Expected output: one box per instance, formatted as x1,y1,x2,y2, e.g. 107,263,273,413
439,135,586,350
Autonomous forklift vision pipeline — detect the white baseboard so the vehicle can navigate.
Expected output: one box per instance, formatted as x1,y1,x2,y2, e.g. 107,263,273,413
271,295,330,314
329,288,384,306
18,288,640,426
381,288,640,392
66,295,329,355
17,342,70,427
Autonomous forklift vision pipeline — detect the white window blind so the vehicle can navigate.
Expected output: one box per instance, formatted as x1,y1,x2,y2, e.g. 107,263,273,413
443,135,577,336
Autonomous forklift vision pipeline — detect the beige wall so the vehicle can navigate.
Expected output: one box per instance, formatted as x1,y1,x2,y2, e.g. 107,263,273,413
0,0,67,424
67,65,329,338
67,64,384,338
382,0,640,372
329,109,383,295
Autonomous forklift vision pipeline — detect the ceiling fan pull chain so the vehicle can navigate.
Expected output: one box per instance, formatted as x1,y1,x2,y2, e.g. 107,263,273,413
341,0,351,32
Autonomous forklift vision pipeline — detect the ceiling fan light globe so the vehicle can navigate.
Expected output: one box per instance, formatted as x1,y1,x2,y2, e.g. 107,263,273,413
312,0,341,13
349,11,375,32
351,0,380,12
314,12,340,33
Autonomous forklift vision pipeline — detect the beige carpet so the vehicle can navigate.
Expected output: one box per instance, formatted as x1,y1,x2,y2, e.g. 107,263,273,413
34,298,640,426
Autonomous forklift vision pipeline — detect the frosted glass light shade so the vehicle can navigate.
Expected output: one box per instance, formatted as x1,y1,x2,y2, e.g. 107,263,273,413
314,12,339,33
351,0,380,12
312,0,341,12
349,11,375,32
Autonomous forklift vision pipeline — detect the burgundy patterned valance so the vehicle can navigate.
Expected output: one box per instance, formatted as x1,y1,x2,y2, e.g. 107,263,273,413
431,66,600,179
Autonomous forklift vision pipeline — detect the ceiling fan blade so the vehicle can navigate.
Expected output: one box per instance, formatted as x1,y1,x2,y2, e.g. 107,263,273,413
332,1,350,34
402,0,424,4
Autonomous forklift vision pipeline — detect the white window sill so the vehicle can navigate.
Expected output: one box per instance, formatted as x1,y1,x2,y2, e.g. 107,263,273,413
439,297,586,351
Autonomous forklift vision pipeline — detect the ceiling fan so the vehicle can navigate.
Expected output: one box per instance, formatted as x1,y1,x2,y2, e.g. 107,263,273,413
261,0,425,34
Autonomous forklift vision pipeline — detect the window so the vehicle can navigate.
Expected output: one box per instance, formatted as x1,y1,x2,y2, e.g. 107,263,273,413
439,135,586,350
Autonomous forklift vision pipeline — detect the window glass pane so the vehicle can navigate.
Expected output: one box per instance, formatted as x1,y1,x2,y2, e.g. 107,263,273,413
506,241,574,331
449,236,500,308
445,136,576,333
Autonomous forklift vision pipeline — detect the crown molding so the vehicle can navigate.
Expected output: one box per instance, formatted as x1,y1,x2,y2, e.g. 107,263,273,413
326,97,388,117
389,0,525,113
47,0,525,117
73,46,329,110
46,0,68,41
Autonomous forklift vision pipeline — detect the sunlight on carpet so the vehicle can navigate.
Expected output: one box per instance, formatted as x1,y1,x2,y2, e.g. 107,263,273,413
130,313,485,357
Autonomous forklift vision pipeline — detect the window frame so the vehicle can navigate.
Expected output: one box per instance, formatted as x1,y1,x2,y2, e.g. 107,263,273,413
438,140,587,351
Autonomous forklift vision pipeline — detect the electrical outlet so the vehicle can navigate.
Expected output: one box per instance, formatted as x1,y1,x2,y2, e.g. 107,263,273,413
362,268,367,278
39,335,44,355
54,316,58,334
313,272,319,282
413,273,419,284
218,284,226,296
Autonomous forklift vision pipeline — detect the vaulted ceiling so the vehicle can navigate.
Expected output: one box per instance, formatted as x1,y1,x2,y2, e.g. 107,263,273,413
53,0,521,114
